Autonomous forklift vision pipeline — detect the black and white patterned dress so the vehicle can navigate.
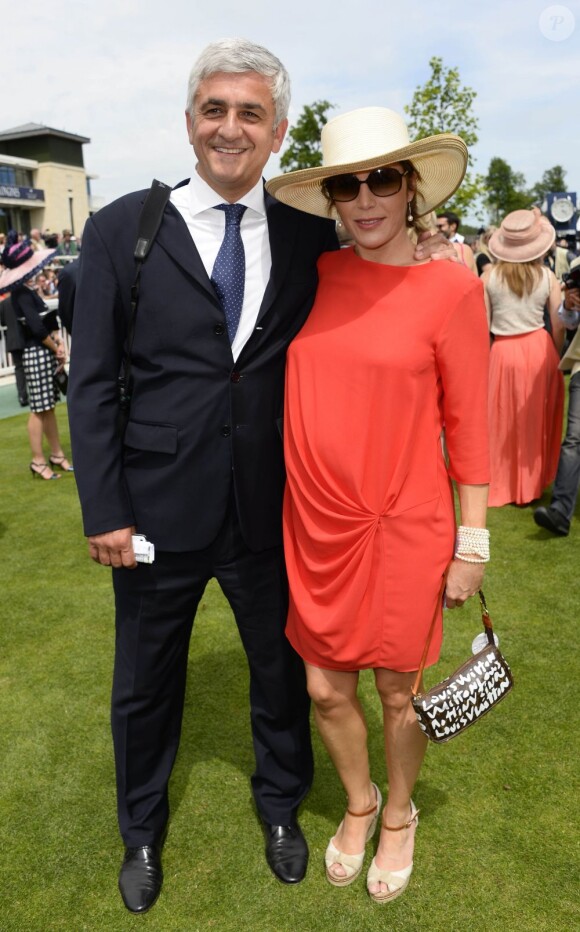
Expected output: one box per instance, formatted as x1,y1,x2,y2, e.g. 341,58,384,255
11,286,60,413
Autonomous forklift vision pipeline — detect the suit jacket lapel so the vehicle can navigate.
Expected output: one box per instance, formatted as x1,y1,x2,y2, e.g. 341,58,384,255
152,187,300,323
155,200,219,305
255,192,299,326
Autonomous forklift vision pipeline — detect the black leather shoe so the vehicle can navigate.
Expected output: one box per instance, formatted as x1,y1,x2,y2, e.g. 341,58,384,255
262,821,308,884
533,505,570,537
118,845,163,913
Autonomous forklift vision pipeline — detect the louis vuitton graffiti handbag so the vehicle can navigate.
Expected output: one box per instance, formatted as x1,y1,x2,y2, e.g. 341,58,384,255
411,589,513,743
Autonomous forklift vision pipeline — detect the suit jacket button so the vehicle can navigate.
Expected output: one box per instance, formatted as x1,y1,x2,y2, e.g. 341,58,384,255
221,425,231,437
231,371,241,383
214,324,225,335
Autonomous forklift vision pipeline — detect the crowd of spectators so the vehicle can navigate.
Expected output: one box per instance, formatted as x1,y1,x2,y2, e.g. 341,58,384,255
0,227,81,257
0,208,579,524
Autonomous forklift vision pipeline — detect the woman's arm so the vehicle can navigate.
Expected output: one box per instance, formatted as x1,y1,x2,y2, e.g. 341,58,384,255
436,279,490,608
445,482,489,609
454,242,478,274
48,329,67,366
547,270,566,353
13,287,66,362
480,265,493,328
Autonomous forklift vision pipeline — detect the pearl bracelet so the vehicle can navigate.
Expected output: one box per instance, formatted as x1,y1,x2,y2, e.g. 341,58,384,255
455,525,490,562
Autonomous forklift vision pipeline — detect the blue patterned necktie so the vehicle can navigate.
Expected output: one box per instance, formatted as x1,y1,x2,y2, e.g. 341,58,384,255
211,203,247,344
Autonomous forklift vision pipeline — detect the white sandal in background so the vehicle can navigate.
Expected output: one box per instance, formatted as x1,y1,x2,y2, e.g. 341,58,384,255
325,782,383,887
366,800,420,904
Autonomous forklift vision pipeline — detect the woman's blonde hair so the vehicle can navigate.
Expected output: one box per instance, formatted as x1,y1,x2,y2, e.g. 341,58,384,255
494,260,543,298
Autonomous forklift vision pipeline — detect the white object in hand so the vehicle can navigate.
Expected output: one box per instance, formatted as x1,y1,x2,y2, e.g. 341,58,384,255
132,534,155,564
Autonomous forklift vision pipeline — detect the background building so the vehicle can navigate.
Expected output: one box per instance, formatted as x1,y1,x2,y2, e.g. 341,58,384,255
0,123,102,239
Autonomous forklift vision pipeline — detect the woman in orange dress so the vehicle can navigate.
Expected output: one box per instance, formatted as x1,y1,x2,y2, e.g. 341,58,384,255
267,108,490,904
482,210,565,506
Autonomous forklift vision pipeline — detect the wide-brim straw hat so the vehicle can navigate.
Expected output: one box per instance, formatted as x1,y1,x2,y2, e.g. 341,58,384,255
488,208,555,263
0,244,58,294
266,107,468,220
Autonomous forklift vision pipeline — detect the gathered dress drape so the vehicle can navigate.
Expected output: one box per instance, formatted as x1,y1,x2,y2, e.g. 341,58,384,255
283,249,490,672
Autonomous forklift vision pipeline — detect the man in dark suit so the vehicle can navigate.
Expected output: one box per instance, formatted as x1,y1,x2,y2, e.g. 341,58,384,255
69,38,449,914
69,39,335,914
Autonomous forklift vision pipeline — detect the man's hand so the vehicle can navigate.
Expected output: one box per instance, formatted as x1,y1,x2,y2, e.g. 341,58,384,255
88,527,137,568
414,230,457,262
563,286,580,312
445,558,485,609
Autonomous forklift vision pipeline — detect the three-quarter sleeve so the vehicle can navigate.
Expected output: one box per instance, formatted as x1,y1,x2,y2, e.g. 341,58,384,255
436,277,490,485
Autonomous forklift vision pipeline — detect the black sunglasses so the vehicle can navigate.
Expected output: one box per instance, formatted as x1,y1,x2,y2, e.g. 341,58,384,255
323,166,409,203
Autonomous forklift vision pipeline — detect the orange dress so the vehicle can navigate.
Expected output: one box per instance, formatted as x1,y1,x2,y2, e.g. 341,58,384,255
283,249,490,672
486,268,564,507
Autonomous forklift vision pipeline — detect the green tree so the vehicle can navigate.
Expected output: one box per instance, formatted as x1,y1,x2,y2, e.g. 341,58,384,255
280,100,335,172
530,165,568,203
484,157,531,223
404,56,483,217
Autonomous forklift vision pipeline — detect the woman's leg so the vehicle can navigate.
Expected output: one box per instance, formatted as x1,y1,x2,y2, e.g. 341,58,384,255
27,411,46,463
369,667,427,895
28,409,69,477
305,664,377,878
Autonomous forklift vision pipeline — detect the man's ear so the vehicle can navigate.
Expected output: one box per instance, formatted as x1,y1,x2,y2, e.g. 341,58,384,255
185,111,194,145
272,118,289,155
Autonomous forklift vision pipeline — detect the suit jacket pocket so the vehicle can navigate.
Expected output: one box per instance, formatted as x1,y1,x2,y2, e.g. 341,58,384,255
124,420,178,455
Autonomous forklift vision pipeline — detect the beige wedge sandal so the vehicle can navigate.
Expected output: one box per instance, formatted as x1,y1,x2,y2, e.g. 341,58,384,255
325,783,383,887
366,801,420,904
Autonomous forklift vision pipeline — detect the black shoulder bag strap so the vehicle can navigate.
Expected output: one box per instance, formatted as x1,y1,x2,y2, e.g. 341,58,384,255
118,178,172,431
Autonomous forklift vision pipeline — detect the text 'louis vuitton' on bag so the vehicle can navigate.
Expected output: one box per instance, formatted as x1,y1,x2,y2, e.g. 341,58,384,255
411,589,513,744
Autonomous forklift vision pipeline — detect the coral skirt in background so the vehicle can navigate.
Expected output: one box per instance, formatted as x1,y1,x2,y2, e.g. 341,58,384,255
488,329,564,506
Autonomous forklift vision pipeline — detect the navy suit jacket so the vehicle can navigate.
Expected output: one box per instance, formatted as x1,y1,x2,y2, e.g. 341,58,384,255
68,182,338,552
57,260,78,333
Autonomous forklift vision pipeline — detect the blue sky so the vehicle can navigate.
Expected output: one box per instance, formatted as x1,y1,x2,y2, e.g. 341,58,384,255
2,1,579,223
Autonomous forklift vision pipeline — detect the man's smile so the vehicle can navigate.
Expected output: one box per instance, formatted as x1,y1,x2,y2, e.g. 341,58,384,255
213,146,248,155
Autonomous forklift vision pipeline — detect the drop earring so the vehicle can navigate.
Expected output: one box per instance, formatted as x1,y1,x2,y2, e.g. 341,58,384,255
407,201,413,223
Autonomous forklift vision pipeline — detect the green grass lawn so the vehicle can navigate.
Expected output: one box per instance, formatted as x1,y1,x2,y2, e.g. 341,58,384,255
0,404,578,931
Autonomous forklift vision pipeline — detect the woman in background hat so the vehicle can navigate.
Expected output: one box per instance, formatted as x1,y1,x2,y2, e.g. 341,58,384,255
482,208,565,506
266,108,490,903
0,233,73,479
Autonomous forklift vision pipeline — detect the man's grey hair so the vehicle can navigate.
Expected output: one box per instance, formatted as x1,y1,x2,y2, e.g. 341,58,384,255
186,38,291,128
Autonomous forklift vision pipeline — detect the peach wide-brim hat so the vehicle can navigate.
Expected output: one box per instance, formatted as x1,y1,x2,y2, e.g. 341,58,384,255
488,208,555,263
266,106,468,220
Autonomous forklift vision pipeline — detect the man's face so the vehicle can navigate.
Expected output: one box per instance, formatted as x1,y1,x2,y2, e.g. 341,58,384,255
436,217,452,239
186,71,288,202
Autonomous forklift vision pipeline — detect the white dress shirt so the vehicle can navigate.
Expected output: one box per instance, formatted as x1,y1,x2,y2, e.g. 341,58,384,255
170,169,272,361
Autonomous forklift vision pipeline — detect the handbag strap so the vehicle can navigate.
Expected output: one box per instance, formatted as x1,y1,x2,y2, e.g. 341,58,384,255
127,178,172,364
118,178,172,423
411,585,494,698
